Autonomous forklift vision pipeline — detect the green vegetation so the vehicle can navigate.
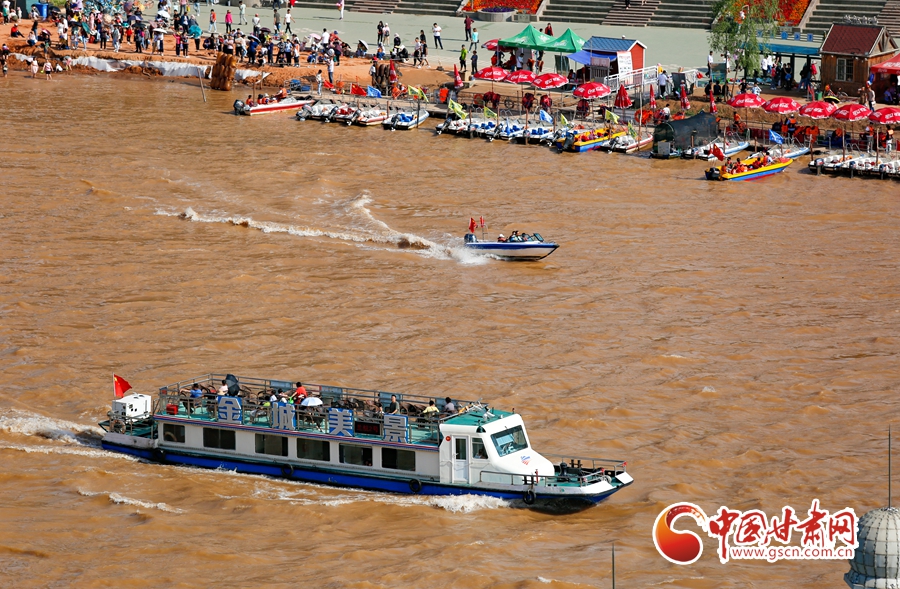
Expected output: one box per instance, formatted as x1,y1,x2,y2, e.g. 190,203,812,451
709,0,781,80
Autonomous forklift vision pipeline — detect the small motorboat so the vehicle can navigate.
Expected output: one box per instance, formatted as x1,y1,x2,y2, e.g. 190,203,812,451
877,159,900,179
354,107,388,126
296,99,339,121
761,143,810,159
554,126,626,153
383,109,430,130
609,133,653,154
523,125,555,144
234,95,314,116
492,118,527,142
682,140,750,160
705,155,793,181
463,232,558,260
436,115,467,136
328,103,360,124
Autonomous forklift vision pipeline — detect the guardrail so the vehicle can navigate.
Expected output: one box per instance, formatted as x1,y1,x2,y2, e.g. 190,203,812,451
478,455,627,487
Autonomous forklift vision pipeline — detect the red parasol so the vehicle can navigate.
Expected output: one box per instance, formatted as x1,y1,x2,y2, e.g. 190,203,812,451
710,92,717,114
573,81,611,99
648,84,656,109
869,106,900,125
505,70,535,84
762,96,801,114
798,101,836,119
614,84,633,109
453,63,463,89
533,73,568,89
679,84,690,110
727,93,764,109
473,66,508,81
389,59,398,84
831,103,870,122
482,39,500,51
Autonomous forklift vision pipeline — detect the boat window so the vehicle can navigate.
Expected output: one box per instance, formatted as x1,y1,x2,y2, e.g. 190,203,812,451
255,434,288,457
203,427,236,450
472,437,488,460
339,444,373,467
382,448,416,471
532,233,544,242
454,438,467,460
490,425,529,457
162,423,185,443
297,438,330,462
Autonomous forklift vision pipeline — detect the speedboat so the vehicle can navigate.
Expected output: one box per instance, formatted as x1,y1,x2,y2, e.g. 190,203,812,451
328,103,360,124
492,118,526,142
296,99,339,121
523,125,555,144
810,152,863,174
761,143,810,159
705,156,793,181
383,109,430,130
436,115,468,136
682,140,750,160
355,107,388,126
233,95,314,116
554,126,625,153
609,133,653,154
463,232,558,260
99,373,631,510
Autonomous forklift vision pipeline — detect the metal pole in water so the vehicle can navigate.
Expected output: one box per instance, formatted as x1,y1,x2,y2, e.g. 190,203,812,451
890,425,892,508
197,65,207,103
611,542,616,589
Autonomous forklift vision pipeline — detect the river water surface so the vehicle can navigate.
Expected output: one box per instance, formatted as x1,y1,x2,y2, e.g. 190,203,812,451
1,74,899,588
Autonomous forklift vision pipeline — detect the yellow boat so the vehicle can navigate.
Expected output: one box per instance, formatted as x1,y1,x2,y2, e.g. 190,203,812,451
706,156,793,181
555,127,626,153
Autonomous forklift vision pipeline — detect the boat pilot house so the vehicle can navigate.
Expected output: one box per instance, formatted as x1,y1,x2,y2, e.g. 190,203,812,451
819,23,899,96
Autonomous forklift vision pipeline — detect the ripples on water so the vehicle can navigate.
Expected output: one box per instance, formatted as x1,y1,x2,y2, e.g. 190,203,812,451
1,74,899,588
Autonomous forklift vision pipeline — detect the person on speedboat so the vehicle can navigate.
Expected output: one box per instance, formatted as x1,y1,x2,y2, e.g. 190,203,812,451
497,234,506,242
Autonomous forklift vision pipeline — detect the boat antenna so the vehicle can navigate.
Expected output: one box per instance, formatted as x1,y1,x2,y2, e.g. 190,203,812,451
611,542,616,589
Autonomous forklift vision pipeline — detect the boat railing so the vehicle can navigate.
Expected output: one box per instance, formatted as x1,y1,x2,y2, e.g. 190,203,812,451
478,455,626,488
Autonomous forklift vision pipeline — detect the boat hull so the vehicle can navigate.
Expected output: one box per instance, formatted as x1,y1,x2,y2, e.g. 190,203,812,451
706,158,793,181
102,440,624,507
240,98,314,116
383,112,430,130
464,242,559,260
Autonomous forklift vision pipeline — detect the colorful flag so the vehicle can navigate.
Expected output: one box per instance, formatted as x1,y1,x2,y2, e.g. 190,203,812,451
627,121,635,137
407,85,427,101
711,144,725,161
484,106,497,119
114,374,132,399
453,64,463,89
468,217,476,233
604,109,619,124
350,83,367,96
448,99,467,119
539,109,552,123
769,130,784,144
366,86,382,98
479,216,484,228
559,113,569,126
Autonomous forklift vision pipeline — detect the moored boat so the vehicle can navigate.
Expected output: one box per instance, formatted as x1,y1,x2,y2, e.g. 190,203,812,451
609,133,653,154
705,155,793,181
383,109,430,130
328,103,360,124
296,99,340,121
554,126,626,153
234,95,314,116
355,107,389,126
463,232,559,260
682,140,750,160
99,374,631,509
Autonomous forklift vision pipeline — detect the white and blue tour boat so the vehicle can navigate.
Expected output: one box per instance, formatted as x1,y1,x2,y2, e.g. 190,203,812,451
100,374,631,508
463,232,559,260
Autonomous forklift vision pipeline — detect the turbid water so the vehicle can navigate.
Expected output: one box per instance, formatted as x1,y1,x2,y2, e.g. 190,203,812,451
1,73,898,588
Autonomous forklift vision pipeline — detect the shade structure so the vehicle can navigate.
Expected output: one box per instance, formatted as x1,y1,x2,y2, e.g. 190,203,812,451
482,39,500,51
474,66,508,81
832,103,871,122
498,25,555,50
614,84,633,109
533,73,568,89
505,70,536,84
763,96,801,114
574,81,611,99
798,101,836,119
869,106,900,125
543,28,586,53
728,93,764,109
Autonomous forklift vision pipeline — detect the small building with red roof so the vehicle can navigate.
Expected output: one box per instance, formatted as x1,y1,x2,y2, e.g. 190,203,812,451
819,23,899,96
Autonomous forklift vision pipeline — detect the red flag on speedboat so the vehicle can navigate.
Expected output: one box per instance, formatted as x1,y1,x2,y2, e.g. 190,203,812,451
468,217,476,233
454,64,463,89
479,216,484,228
711,143,725,161
114,374,132,398
350,83,367,96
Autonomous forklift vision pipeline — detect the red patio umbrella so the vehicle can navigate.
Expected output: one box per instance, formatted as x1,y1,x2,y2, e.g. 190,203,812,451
763,96,801,114
710,92,717,114
453,63,463,89
533,73,568,89
869,106,900,125
798,101,836,119
473,66,508,81
573,81,611,99
505,70,535,84
614,84,633,109
728,93,764,109
679,84,691,110
482,39,501,51
831,103,870,122
648,84,656,109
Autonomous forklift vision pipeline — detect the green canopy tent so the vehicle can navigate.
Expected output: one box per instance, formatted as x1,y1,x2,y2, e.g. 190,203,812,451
544,29,585,53
498,25,555,50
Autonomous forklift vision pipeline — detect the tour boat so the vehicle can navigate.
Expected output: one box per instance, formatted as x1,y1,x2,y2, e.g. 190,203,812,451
682,140,750,160
608,133,653,154
296,99,340,121
705,156,793,181
354,107,389,126
554,127,626,153
233,95,314,116
383,109,429,130
99,374,632,509
462,232,559,260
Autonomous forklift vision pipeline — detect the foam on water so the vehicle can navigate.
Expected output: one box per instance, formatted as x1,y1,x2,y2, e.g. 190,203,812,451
0,410,105,444
77,488,183,513
0,443,138,461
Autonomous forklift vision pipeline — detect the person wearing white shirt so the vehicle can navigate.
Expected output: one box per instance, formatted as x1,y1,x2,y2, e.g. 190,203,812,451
707,50,713,77
432,22,442,49
284,8,292,34
239,0,247,24
657,70,668,98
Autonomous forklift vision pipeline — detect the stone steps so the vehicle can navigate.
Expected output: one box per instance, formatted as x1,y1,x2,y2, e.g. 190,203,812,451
602,0,660,27
802,0,887,34
647,0,715,29
541,0,615,25
879,0,900,36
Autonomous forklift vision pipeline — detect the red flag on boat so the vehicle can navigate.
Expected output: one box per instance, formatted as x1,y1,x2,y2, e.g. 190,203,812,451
468,217,476,233
479,216,484,227
454,64,463,89
711,143,725,161
350,83,367,96
114,374,132,399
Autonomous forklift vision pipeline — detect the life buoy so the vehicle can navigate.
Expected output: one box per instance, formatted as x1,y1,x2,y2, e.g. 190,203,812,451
523,489,536,505
408,479,422,494
152,448,166,462
111,419,126,434
281,463,294,478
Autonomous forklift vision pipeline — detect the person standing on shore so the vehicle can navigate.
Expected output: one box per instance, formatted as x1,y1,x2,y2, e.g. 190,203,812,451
337,0,344,20
112,25,120,52
0,53,7,78
209,9,217,34
459,44,467,72
30,57,38,77
376,21,384,44
225,10,232,33
273,8,280,33
469,26,478,50
239,0,247,24
470,48,477,73
316,68,323,94
43,59,52,80
432,23,442,50
284,8,292,34
463,14,472,42
327,54,334,85
252,13,260,36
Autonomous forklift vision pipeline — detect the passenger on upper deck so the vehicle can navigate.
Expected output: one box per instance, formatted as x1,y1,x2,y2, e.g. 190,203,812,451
422,400,439,417
190,383,203,398
387,394,400,414
443,397,456,414
293,381,307,401
218,380,229,396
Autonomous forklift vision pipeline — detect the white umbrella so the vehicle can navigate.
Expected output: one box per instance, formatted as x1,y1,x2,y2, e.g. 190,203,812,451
301,397,323,407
